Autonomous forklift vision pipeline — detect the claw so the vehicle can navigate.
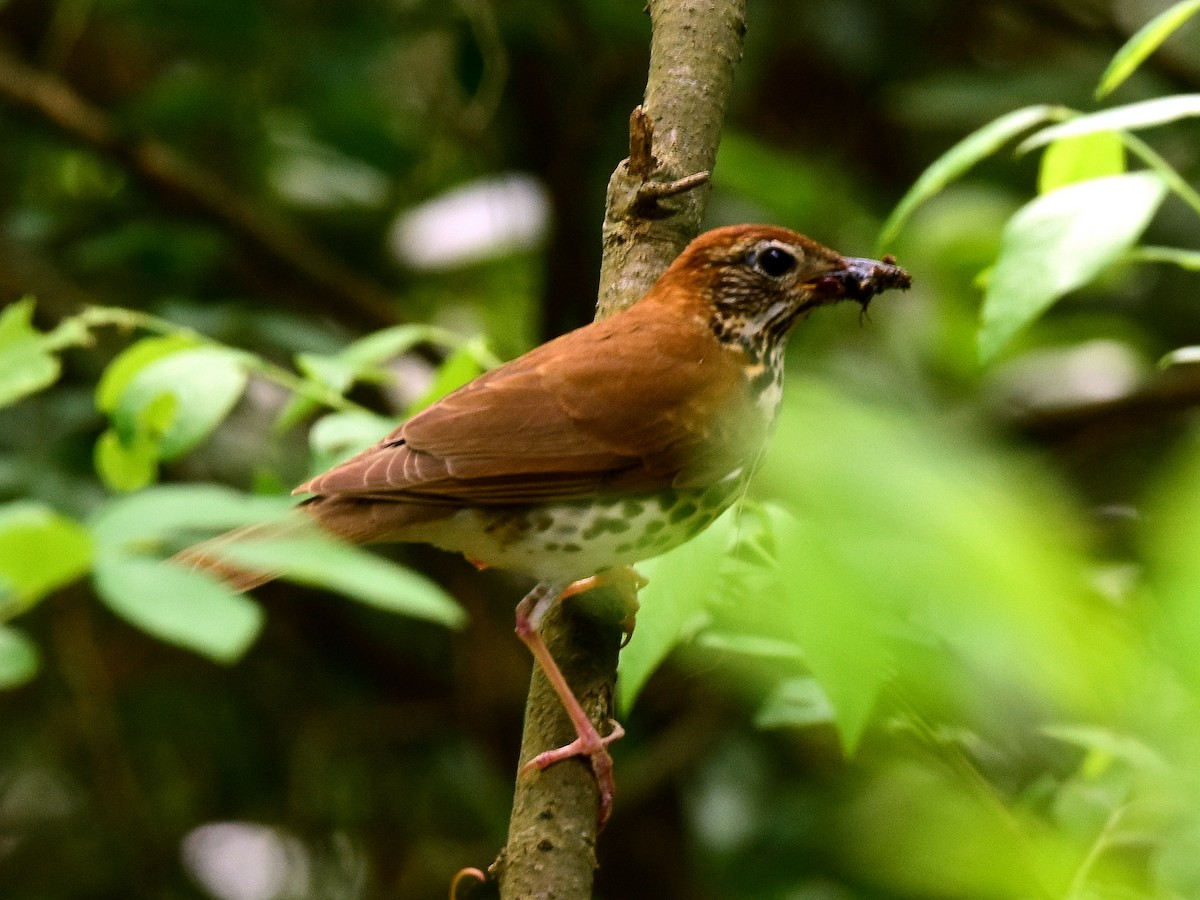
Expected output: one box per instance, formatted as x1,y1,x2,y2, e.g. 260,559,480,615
520,719,625,828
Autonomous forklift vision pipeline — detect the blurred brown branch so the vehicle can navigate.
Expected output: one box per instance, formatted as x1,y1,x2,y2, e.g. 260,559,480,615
0,45,400,329
1012,367,1200,447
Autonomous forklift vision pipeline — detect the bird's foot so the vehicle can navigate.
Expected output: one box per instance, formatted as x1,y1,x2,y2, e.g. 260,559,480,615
558,566,645,646
519,719,625,827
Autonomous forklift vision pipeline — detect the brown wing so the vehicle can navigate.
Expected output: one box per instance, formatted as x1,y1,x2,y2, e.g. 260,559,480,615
297,298,757,505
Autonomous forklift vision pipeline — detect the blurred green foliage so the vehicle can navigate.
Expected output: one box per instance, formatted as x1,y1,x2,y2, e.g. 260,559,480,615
3,0,1200,898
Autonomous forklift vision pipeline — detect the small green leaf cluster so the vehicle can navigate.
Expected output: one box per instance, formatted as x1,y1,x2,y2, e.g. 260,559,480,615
0,302,484,685
878,0,1200,364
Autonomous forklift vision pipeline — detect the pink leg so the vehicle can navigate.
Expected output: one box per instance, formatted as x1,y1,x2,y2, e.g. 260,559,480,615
513,571,641,827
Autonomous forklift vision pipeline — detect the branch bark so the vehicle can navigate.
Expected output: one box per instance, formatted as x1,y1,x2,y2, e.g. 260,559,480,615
596,0,747,319
492,1,746,897
0,46,400,329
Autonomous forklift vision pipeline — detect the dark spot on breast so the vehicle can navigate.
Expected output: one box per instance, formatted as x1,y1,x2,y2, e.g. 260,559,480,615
668,502,698,524
582,517,631,539
622,499,645,518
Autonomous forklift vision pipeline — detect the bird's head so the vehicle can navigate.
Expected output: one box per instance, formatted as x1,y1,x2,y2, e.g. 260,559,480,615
656,224,911,361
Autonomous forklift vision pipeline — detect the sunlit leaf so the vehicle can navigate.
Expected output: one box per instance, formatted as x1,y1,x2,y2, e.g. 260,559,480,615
208,535,464,627
0,502,92,614
758,379,1123,723
93,554,263,662
1018,94,1200,154
294,351,362,395
0,625,39,689
877,105,1069,251
94,394,175,492
1037,132,1125,193
979,172,1167,362
1096,0,1200,99
95,333,199,412
308,410,395,470
109,346,248,459
617,509,734,715
771,509,889,750
340,324,433,367
1142,440,1200,697
840,763,1072,897
90,484,293,551
0,297,61,408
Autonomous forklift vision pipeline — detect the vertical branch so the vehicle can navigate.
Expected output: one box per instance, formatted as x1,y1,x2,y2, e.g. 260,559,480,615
492,1,746,898
597,0,748,319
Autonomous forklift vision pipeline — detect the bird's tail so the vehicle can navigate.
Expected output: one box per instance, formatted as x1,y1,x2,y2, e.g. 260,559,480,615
171,515,313,592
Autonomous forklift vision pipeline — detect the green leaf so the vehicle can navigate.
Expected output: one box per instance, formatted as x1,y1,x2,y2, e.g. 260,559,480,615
1018,94,1200,154
0,298,62,408
617,509,735,715
95,427,159,492
0,625,40,689
109,345,248,460
759,380,1125,726
1037,132,1125,193
297,324,480,397
294,351,362,395
1143,441,1200,697
96,333,199,412
90,484,293,551
94,394,176,492
771,510,888,750
308,410,394,461
208,535,465,628
877,105,1070,251
0,502,92,615
1096,0,1200,99
93,554,263,662
979,172,1167,362
340,324,434,368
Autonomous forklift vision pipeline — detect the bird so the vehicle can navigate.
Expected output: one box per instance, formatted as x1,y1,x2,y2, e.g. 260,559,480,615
177,224,911,826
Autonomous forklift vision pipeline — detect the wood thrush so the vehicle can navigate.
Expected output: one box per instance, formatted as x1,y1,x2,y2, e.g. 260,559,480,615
179,224,910,824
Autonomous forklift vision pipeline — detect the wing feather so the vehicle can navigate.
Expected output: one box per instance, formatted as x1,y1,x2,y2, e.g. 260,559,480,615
297,298,758,504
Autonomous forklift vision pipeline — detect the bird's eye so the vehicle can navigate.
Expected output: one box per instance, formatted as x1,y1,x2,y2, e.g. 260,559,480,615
752,245,796,278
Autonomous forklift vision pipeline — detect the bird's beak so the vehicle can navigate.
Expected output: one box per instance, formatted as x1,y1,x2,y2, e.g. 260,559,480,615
807,255,912,309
